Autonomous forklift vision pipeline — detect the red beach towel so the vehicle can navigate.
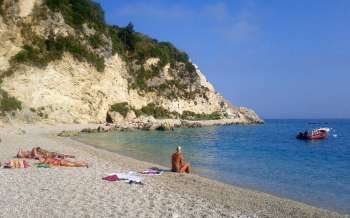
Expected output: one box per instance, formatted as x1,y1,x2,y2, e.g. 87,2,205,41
102,174,119,182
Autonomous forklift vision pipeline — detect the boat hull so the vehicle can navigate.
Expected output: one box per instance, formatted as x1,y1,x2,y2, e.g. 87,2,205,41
307,132,328,140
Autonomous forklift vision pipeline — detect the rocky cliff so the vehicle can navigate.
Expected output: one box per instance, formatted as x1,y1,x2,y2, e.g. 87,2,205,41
0,0,263,126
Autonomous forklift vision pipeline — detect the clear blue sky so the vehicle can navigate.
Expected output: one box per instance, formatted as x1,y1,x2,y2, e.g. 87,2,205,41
95,0,350,119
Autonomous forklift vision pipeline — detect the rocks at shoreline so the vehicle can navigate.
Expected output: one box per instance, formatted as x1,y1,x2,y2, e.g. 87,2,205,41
155,123,174,131
57,130,80,137
57,117,263,137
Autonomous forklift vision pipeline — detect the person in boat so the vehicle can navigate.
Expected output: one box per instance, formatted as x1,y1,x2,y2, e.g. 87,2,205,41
171,145,191,173
38,157,88,168
303,130,308,138
297,132,303,139
17,147,75,159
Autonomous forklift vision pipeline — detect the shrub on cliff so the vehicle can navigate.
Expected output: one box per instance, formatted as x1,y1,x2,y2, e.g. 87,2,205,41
181,111,222,120
109,102,223,121
0,0,4,16
0,90,22,113
45,0,106,31
117,22,137,52
13,45,44,67
55,36,105,72
6,0,107,72
12,35,105,72
109,25,125,56
134,103,179,119
110,102,130,118
107,22,198,96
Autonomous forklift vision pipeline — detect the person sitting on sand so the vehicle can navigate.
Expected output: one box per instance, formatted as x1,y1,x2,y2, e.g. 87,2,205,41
171,146,191,173
17,147,75,159
38,157,88,168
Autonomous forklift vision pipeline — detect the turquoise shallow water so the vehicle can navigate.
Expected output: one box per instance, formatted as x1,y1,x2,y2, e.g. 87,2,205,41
76,119,350,214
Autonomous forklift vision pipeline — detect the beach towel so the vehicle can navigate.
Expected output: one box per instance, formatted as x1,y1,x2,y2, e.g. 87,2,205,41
102,174,119,182
36,163,51,168
140,169,163,176
104,171,144,184
117,172,142,182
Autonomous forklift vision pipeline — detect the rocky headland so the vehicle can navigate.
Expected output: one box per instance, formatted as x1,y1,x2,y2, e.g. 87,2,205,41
0,0,262,128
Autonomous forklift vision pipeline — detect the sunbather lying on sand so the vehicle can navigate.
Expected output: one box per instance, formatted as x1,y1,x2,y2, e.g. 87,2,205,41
171,146,191,173
3,159,30,169
38,157,88,168
17,147,75,159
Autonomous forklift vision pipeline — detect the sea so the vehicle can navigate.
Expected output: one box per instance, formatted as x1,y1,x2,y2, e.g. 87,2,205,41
76,119,350,214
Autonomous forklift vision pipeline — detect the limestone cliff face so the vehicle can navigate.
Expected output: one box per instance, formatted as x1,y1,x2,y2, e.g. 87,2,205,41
0,0,263,124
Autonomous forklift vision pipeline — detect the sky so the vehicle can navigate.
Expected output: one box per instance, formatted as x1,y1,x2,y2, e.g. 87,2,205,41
95,0,350,119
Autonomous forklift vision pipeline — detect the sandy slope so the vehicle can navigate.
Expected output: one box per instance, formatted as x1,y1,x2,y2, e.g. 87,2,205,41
0,124,346,218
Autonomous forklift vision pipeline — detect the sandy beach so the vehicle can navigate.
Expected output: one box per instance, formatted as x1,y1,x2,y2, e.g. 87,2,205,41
0,124,346,218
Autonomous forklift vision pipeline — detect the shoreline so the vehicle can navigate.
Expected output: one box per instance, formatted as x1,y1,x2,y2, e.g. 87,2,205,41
0,123,346,218
72,129,348,215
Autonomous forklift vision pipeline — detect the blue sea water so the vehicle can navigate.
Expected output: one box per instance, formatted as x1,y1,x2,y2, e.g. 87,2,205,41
76,119,350,214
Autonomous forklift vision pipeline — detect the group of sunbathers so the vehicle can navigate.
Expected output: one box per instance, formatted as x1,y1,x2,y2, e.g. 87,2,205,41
2,147,88,168
3,145,191,173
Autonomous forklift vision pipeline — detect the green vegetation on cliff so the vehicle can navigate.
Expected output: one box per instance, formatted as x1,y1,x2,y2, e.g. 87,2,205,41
13,30,105,72
5,0,106,74
45,0,106,31
0,0,4,16
181,111,222,120
13,0,195,82
0,90,22,113
3,0,206,102
45,0,200,98
110,23,190,66
110,102,179,119
134,103,179,119
9,0,199,95
109,102,222,120
108,23,198,96
110,102,130,118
